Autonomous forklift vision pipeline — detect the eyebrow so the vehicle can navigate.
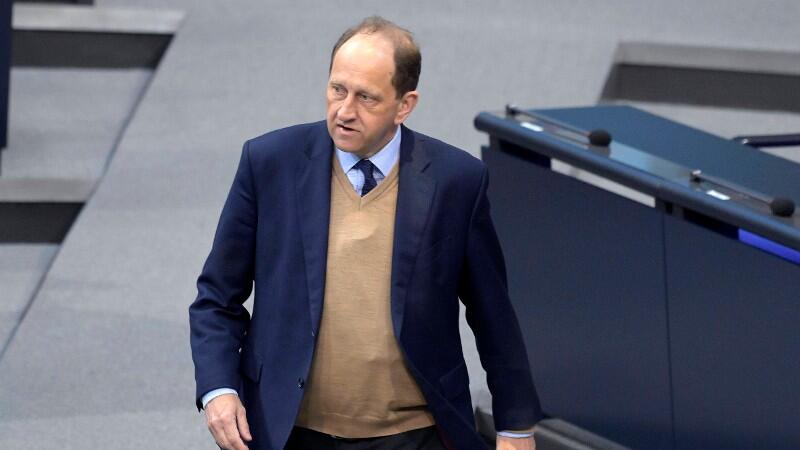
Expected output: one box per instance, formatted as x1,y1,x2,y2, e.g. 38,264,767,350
357,89,380,99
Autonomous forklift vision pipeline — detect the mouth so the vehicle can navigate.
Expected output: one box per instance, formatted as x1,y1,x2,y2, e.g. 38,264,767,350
336,123,358,133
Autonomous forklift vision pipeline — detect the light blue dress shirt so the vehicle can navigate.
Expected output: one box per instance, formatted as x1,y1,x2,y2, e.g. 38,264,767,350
200,125,532,439
334,124,401,195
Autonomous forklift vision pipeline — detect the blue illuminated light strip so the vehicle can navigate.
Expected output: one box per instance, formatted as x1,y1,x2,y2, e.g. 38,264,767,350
738,229,800,264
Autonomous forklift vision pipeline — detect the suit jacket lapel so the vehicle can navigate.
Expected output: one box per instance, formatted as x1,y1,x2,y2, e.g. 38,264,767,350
296,123,333,336
391,125,436,339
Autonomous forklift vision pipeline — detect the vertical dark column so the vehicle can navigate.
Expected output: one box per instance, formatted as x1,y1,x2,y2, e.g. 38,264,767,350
0,0,11,151
665,216,800,450
483,139,674,450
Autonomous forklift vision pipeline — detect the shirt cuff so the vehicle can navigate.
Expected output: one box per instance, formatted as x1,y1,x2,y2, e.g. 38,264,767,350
201,388,239,409
497,430,535,439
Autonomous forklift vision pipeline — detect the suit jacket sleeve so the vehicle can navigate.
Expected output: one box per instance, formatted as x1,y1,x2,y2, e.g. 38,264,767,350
189,141,256,410
458,165,543,431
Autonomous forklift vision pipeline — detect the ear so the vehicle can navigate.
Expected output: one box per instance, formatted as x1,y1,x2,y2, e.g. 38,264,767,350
394,90,419,125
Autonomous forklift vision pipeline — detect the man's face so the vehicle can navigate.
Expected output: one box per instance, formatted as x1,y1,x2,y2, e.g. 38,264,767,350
326,33,418,159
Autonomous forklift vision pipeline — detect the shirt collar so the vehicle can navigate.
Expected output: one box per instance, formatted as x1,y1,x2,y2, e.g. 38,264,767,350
335,126,401,177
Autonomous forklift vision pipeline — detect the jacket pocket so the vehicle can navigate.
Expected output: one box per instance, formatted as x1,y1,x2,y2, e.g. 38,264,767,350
239,347,263,383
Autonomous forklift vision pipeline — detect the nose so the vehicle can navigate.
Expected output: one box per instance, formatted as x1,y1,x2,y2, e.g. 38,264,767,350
337,94,357,122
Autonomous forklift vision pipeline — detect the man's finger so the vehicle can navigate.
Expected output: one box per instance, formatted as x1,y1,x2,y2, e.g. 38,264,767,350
237,406,253,441
210,429,228,450
224,420,248,450
207,417,229,449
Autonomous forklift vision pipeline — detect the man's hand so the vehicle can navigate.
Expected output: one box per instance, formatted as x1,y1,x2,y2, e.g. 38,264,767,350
496,435,536,450
204,393,252,450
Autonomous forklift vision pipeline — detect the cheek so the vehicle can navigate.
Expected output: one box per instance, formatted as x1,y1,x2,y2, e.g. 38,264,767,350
326,103,339,121
359,115,378,133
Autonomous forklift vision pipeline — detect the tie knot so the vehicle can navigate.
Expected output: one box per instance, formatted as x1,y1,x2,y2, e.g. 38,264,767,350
354,159,377,197
354,158,375,175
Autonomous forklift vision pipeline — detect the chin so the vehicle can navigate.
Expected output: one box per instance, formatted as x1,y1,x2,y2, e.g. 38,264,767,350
333,139,362,154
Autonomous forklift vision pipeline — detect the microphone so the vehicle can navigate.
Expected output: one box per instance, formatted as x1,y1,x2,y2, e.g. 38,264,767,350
505,104,613,147
771,197,796,217
588,129,612,147
690,170,795,217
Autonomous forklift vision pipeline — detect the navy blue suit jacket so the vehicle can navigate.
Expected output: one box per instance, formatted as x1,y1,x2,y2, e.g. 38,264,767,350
189,122,542,450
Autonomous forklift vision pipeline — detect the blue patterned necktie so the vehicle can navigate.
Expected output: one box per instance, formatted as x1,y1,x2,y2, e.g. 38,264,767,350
355,159,377,196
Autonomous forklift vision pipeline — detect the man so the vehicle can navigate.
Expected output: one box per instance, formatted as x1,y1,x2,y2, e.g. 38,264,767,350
189,16,542,450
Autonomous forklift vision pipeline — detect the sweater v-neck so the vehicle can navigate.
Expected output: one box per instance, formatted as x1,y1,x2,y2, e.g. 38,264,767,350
331,154,400,209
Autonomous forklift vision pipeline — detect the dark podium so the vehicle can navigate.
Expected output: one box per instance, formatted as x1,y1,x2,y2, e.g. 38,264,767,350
475,106,800,450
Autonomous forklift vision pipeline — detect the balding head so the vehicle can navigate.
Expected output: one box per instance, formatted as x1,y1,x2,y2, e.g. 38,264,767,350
330,16,421,98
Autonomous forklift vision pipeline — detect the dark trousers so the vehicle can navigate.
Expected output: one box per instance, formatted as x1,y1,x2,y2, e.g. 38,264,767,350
284,426,447,450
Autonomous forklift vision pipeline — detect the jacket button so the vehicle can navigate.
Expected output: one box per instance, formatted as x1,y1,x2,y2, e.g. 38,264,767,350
297,378,305,389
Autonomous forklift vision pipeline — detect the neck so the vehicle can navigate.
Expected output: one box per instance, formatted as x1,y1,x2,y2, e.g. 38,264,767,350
356,125,399,159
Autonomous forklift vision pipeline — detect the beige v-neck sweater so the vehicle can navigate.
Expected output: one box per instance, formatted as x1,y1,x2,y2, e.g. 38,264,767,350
294,155,435,437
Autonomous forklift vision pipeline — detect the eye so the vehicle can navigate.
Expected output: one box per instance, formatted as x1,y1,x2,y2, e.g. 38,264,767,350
330,84,346,98
358,93,375,103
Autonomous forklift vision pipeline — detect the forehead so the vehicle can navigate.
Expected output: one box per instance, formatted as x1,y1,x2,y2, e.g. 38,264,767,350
330,34,395,89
